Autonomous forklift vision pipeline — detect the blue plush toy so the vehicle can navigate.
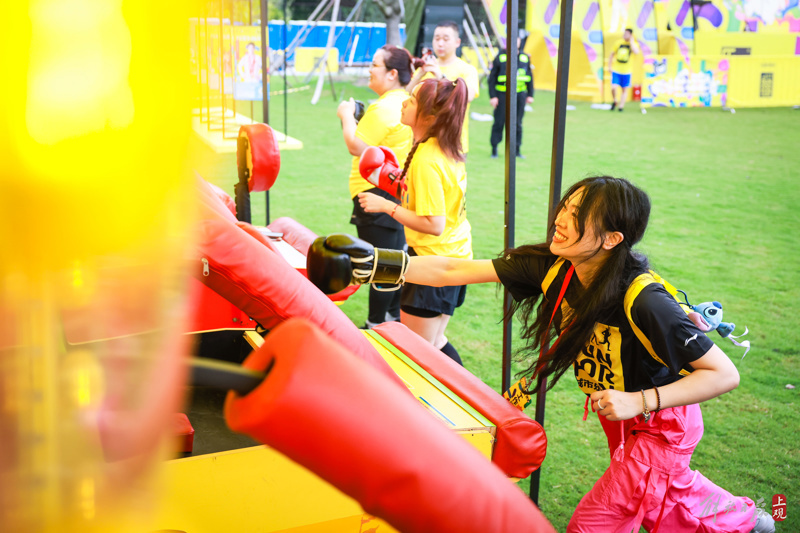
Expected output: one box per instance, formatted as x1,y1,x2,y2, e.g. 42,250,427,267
676,290,750,359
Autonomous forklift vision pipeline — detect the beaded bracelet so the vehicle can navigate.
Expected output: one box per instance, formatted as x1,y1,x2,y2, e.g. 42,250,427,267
653,385,662,412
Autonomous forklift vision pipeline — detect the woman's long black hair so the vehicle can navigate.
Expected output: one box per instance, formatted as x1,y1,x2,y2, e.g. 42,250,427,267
510,176,652,392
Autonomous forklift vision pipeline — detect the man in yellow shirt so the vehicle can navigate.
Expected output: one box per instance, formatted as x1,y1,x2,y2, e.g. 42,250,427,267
608,28,640,112
407,21,479,154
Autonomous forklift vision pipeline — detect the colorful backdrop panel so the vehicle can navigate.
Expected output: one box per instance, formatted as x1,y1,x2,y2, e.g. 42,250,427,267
630,0,660,56
660,0,695,58
641,55,729,107
575,0,606,81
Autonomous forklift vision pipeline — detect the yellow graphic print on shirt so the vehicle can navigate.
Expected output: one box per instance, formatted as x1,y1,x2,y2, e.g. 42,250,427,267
574,322,625,394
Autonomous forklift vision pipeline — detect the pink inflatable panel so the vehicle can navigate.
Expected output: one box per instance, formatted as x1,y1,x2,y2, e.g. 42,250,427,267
268,217,360,302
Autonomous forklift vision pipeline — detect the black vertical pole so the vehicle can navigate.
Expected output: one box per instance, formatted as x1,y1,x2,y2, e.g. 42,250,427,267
501,0,519,394
250,0,255,122
529,0,574,507
260,0,271,224
283,0,288,138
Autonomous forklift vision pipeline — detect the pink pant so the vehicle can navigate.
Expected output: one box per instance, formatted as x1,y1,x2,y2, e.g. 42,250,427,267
567,404,757,533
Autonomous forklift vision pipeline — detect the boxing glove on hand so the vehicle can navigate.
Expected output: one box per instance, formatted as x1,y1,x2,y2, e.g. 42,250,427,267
307,234,409,294
359,146,405,199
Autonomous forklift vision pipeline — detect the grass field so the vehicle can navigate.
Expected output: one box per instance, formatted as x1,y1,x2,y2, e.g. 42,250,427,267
193,75,800,531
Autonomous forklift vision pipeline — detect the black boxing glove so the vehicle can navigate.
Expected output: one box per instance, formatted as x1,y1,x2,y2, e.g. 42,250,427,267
307,234,409,294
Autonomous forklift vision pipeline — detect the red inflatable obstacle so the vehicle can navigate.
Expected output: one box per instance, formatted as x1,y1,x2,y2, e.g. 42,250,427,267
226,318,557,533
188,171,359,334
190,196,402,386
191,174,547,480
372,322,547,479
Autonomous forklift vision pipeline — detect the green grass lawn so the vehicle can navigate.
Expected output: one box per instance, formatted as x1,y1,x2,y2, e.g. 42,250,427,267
193,75,800,531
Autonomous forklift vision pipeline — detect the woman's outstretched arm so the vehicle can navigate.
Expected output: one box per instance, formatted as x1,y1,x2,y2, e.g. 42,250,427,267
406,256,500,287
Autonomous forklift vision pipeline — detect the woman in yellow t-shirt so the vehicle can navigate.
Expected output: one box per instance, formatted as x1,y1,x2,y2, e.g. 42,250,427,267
358,77,472,365
336,45,415,329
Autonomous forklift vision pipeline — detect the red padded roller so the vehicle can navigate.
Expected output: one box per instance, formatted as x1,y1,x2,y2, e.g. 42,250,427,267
193,208,402,387
238,124,280,193
373,321,547,479
225,318,556,533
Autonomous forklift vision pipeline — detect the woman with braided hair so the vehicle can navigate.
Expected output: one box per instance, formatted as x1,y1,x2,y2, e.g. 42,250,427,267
358,76,471,365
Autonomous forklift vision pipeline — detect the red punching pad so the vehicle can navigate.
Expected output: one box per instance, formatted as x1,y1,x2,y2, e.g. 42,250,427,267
193,208,403,387
238,124,280,193
225,319,557,533
373,321,548,479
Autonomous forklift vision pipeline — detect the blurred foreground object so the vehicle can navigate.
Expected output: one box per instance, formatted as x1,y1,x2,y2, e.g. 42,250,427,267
0,1,196,531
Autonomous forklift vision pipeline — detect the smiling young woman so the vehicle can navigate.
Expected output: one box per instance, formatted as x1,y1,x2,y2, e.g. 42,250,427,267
311,175,774,533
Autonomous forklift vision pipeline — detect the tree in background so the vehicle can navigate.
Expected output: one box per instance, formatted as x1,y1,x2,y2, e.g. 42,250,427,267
373,0,404,45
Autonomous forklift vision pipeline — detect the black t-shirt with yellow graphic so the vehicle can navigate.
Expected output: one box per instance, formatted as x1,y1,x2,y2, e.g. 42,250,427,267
492,253,714,394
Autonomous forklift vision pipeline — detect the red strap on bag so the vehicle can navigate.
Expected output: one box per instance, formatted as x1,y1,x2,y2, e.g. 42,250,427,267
533,264,575,379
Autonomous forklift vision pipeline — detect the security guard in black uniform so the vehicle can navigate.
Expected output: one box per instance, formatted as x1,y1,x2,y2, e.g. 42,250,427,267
488,37,534,158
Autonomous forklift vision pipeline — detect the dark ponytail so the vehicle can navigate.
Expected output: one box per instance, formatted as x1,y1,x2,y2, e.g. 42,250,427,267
508,177,652,392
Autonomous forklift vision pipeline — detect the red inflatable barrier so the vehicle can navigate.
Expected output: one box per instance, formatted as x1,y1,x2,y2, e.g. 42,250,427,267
269,216,360,302
226,319,556,533
193,207,403,386
207,181,237,218
238,124,280,193
268,216,316,258
373,321,547,479
196,174,238,224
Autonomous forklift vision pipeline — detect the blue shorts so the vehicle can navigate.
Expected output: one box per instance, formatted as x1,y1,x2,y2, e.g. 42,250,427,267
612,72,632,89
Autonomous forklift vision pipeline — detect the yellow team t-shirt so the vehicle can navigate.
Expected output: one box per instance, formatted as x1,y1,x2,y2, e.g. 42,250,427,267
418,57,479,154
611,39,634,75
348,88,413,198
402,138,472,259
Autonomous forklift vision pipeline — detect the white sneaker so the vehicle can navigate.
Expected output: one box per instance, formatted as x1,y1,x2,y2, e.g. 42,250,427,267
750,511,775,533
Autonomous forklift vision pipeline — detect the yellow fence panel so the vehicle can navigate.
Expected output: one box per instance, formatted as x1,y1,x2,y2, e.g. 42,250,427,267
727,55,800,107
294,47,339,74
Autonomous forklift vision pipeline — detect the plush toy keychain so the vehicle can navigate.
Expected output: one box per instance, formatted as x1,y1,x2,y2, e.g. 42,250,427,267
676,290,751,359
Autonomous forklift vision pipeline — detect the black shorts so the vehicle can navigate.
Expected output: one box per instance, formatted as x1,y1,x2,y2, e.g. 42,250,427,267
400,248,467,316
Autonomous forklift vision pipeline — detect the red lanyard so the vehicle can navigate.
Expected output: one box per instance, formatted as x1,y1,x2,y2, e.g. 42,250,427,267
535,264,575,376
